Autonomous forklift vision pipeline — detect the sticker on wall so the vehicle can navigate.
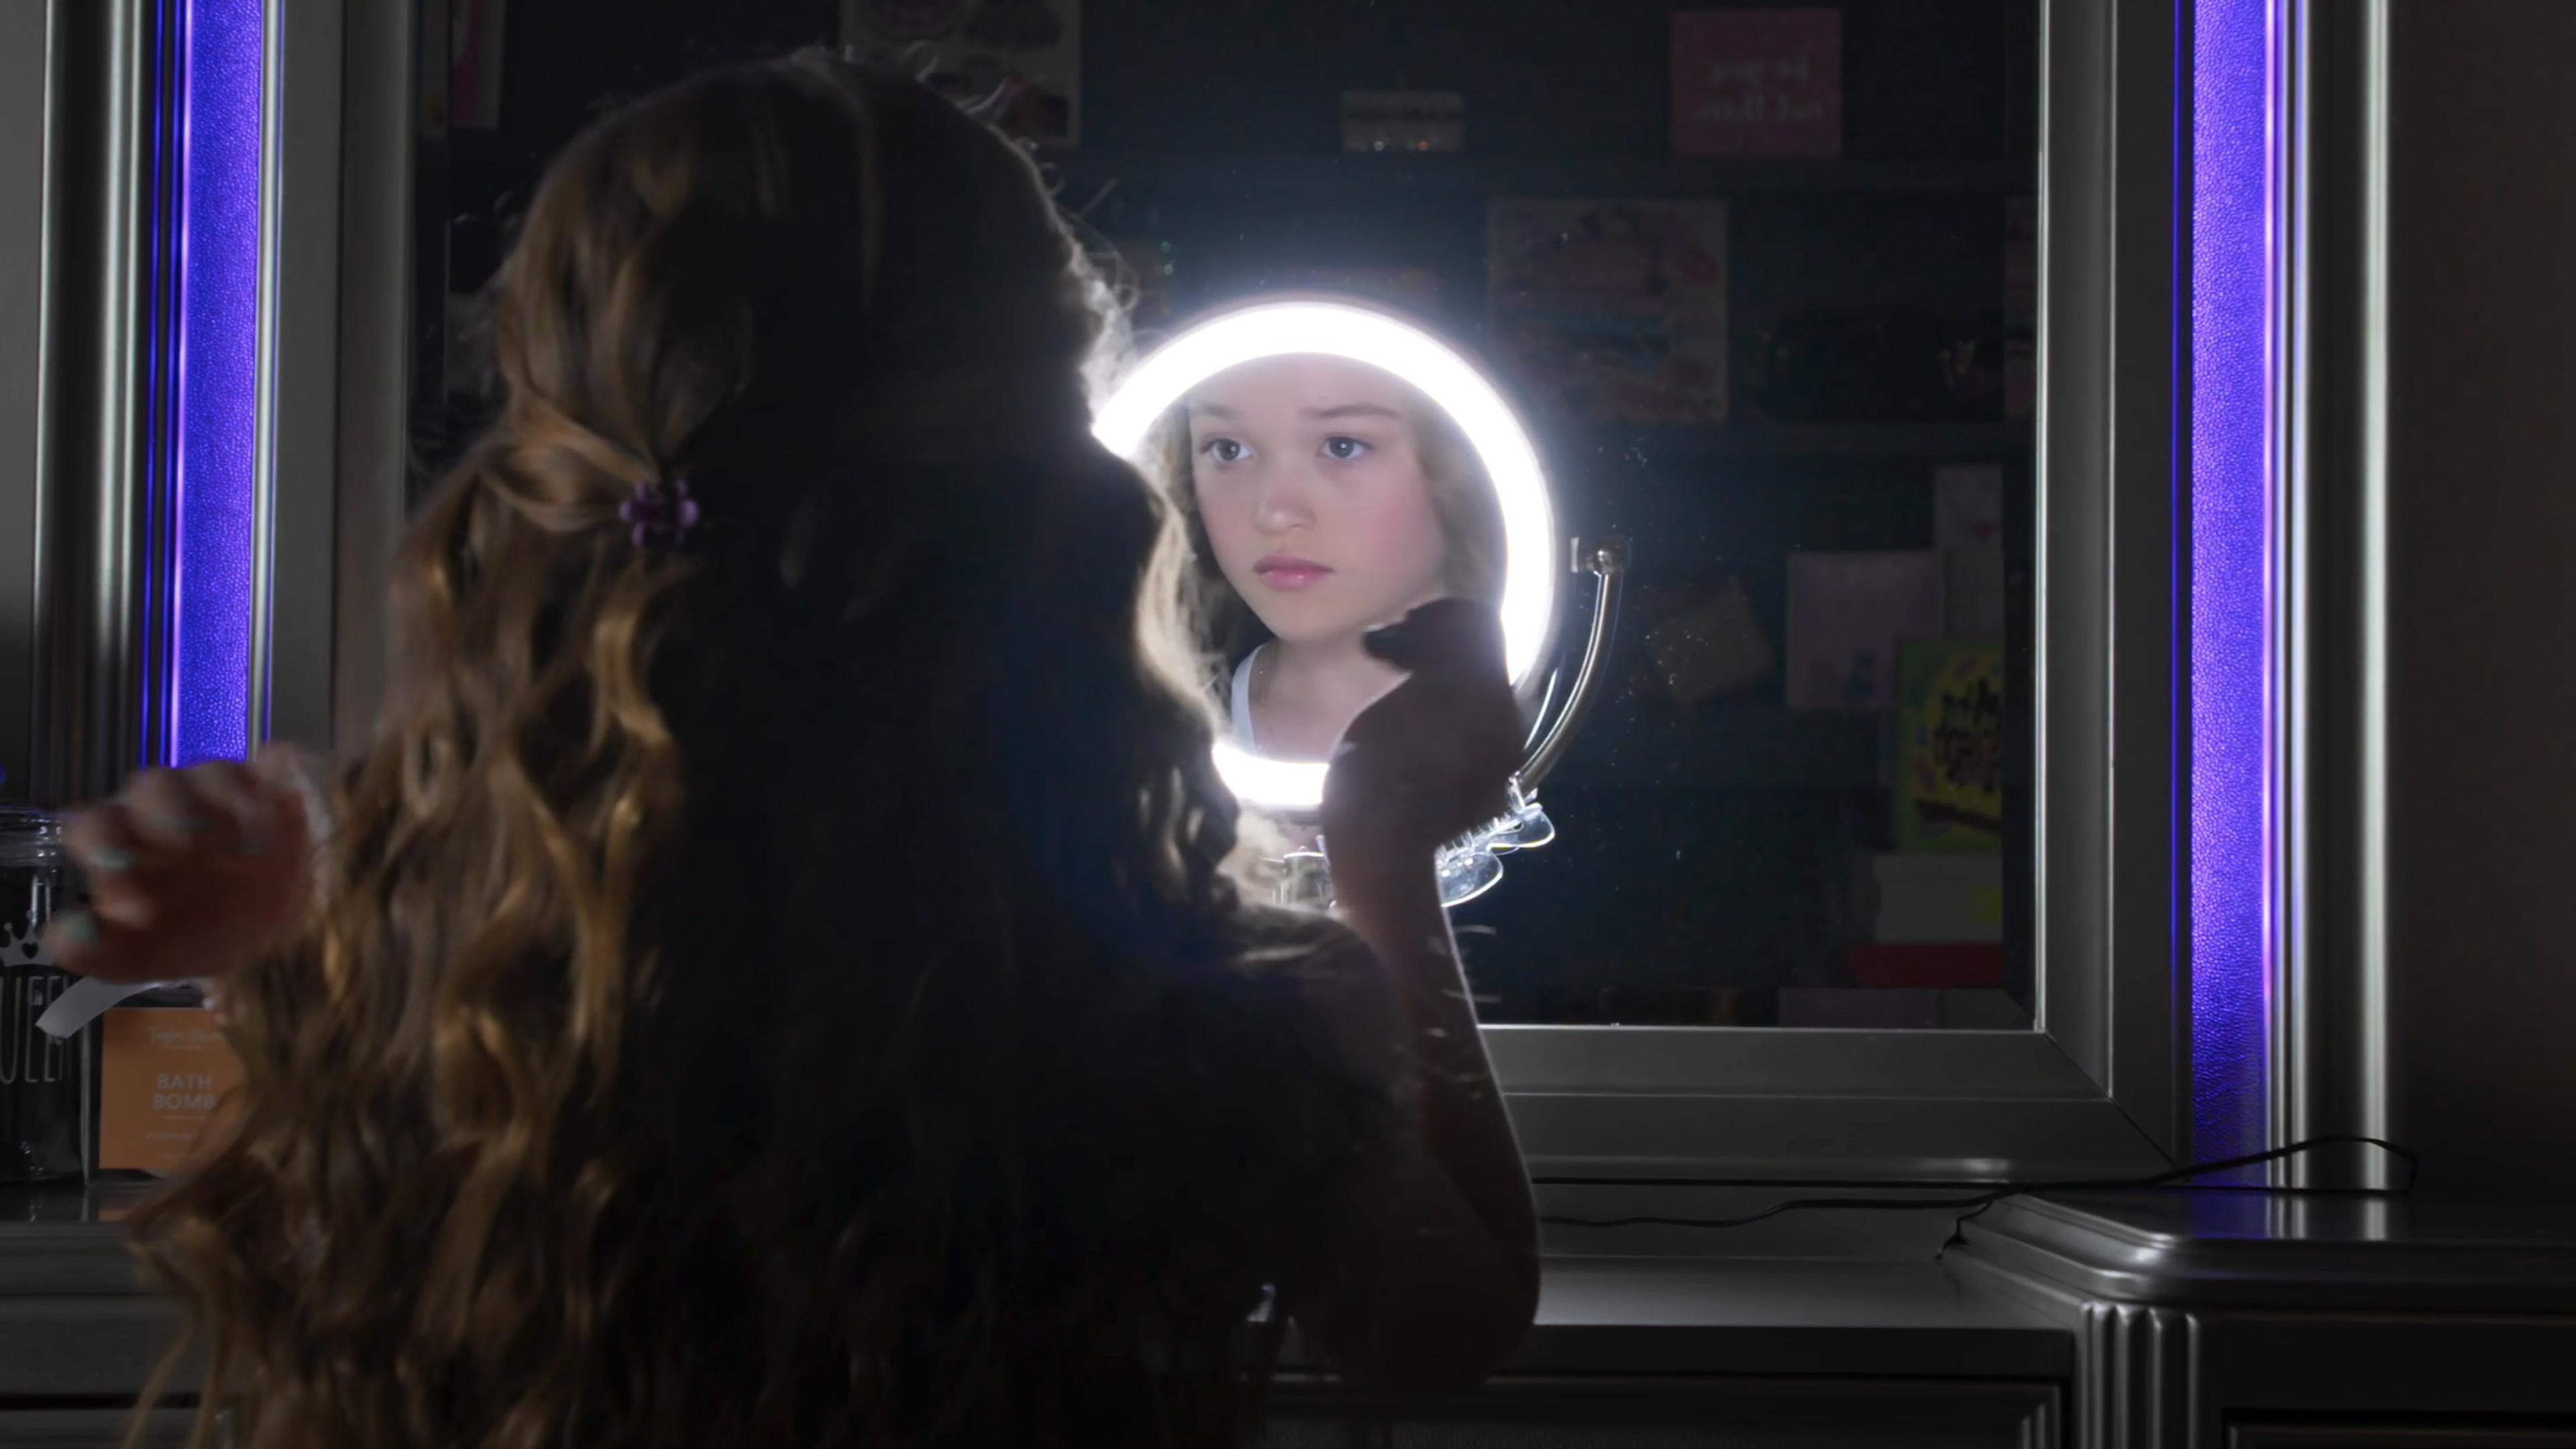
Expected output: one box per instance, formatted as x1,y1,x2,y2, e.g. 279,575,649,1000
1897,639,2006,853
1670,8,1843,158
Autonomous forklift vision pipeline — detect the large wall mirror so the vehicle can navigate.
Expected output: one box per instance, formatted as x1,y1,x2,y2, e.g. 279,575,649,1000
407,0,2041,1035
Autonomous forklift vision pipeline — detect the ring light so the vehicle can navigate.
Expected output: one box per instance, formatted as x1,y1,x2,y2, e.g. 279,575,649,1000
1093,299,1560,810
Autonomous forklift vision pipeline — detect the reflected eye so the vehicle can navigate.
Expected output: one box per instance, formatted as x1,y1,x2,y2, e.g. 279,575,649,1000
1321,436,1373,462
1200,437,1249,466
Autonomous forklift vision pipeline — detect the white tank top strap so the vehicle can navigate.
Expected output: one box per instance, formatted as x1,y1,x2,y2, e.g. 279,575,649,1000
1229,647,1262,750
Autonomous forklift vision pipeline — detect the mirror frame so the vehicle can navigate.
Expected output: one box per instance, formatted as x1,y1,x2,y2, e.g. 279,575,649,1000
302,0,2188,1189
1489,0,2190,1185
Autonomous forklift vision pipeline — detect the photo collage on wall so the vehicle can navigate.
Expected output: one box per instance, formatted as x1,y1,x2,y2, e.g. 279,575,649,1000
1487,199,1730,426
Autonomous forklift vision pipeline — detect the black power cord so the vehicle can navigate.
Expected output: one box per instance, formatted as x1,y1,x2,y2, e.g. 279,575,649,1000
1537,1134,2420,1241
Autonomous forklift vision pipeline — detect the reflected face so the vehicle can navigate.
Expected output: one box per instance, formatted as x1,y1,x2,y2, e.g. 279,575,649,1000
1188,356,1454,646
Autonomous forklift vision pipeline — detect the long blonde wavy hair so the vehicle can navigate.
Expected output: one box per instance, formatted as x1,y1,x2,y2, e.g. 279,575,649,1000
127,52,1379,1449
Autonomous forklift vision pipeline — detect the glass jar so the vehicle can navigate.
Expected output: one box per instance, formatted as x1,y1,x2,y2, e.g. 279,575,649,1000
0,807,85,1181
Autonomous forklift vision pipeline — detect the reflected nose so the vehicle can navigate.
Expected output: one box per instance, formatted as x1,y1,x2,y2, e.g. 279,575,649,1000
1251,464,1316,534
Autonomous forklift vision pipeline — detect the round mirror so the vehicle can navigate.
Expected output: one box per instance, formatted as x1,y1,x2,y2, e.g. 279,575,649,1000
1093,297,1561,812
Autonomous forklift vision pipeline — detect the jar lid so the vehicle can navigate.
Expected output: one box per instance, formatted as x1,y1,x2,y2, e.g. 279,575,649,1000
0,806,64,868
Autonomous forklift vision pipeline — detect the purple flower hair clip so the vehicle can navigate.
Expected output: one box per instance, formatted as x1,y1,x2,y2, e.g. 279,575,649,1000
619,476,700,551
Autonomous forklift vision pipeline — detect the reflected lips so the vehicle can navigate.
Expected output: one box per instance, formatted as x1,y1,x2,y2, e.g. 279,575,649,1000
1254,554,1333,591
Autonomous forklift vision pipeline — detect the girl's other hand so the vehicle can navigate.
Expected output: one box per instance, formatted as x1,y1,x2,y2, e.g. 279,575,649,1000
44,749,323,985
1321,598,1520,866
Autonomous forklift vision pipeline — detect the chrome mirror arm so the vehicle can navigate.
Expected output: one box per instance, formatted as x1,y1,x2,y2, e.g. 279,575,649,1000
1518,536,1627,792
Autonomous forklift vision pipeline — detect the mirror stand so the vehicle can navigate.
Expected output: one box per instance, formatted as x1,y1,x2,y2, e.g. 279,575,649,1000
1268,535,1627,912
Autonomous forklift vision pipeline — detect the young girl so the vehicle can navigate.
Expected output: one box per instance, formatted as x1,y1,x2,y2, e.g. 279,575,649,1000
46,53,1535,1449
1171,354,1508,763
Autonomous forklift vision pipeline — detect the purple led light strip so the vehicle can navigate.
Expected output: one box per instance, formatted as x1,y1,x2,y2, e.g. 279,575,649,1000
166,0,264,767
2190,0,2277,1169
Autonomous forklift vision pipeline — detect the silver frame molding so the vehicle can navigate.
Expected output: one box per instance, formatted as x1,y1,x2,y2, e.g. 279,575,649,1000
1490,0,2190,1185
29,0,155,806
2273,0,2393,1191
0,3,52,802
260,0,417,757
324,0,415,751
19,0,384,792
261,0,356,751
257,0,417,755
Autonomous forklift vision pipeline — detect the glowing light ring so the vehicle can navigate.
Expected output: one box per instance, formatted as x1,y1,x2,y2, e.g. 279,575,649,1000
1093,301,1559,809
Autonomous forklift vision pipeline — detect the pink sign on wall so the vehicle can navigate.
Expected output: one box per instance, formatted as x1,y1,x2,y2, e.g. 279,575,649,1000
1670,8,1843,158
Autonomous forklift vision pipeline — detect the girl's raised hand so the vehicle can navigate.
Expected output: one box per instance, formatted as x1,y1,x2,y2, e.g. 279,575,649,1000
1321,598,1521,867
44,749,323,985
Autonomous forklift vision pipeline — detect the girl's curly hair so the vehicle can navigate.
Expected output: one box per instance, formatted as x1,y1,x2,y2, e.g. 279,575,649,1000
127,52,1382,1449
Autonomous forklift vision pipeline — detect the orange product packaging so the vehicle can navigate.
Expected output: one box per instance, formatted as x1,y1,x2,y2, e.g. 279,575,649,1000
96,1006,244,1175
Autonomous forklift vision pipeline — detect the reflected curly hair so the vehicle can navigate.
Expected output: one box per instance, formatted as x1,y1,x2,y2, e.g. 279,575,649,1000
127,52,1380,1449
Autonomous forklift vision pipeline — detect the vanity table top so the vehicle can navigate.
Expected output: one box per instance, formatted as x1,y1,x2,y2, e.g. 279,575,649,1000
7,1181,2574,1396
0,1184,2071,1384
1957,1189,2576,1312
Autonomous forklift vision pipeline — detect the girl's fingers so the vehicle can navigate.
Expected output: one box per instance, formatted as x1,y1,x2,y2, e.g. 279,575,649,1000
39,758,321,989
90,853,258,932
42,908,184,985
1364,598,1508,681
50,847,278,981
250,741,328,796
65,802,146,879
67,803,167,930
62,762,307,936
248,754,320,859
178,760,274,857
119,769,237,855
